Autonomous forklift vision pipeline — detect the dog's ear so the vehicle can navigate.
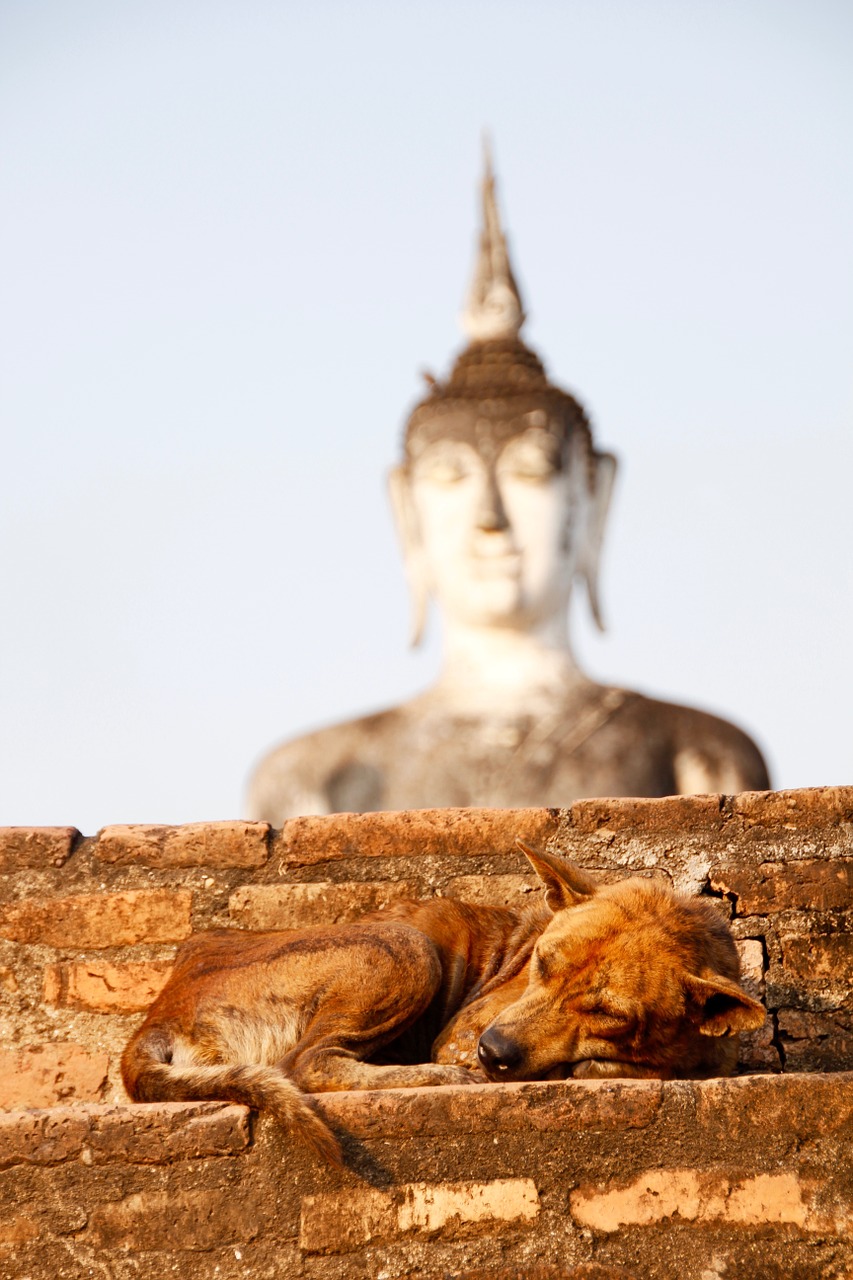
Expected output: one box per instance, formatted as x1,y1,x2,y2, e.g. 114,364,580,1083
517,841,598,912
683,972,766,1037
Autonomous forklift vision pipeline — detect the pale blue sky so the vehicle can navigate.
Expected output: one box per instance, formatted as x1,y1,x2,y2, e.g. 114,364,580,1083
1,1,851,831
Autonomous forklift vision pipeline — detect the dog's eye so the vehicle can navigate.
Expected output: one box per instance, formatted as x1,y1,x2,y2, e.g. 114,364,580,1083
584,1007,634,1034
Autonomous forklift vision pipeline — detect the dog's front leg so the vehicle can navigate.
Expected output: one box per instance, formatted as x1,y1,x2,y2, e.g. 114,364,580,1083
286,1047,477,1093
432,972,529,1071
570,1060,672,1080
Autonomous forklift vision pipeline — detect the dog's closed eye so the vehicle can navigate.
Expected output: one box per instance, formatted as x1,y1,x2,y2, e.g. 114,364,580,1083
580,1006,636,1036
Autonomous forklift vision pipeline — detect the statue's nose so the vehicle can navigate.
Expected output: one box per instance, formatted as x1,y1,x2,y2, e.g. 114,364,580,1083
476,472,509,533
478,1027,524,1076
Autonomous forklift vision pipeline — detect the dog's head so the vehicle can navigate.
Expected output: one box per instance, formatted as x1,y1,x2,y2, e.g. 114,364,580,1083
476,843,765,1082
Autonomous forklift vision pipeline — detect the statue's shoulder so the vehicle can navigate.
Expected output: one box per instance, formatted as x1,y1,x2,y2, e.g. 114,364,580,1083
616,689,770,793
245,706,410,823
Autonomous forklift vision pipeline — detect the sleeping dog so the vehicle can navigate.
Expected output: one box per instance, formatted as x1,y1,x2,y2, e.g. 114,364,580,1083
122,843,765,1165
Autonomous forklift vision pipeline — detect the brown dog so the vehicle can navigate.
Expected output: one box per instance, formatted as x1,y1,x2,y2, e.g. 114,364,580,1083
122,844,765,1164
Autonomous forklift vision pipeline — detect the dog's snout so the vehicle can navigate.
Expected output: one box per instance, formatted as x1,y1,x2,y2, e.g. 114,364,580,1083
478,1027,524,1076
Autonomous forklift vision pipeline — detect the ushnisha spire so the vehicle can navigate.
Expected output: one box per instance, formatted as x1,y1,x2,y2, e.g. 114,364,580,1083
461,139,526,343
404,143,592,461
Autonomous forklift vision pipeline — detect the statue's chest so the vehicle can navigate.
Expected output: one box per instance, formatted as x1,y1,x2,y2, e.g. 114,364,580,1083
384,702,675,809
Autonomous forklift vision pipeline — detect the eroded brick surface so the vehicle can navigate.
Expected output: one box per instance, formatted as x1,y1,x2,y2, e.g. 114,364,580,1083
457,1268,639,1280
300,1178,539,1254
0,1215,39,1245
0,888,192,948
229,879,419,930
778,1009,853,1073
732,786,853,831
767,931,853,1016
444,873,539,905
568,793,724,836
0,1075,850,1278
313,1078,663,1139
0,1044,109,1110
85,1187,259,1251
0,1100,250,1167
712,859,853,914
276,807,561,867
96,821,270,869
570,1169,812,1231
43,960,173,1013
0,827,77,874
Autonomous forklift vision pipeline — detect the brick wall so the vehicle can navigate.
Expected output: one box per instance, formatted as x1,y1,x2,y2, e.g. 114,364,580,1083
1,787,851,1276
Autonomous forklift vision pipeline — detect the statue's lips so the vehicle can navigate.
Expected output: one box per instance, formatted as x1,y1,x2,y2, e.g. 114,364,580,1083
468,553,522,579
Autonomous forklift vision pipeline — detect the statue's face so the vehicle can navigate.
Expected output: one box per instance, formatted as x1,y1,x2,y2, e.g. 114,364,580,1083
405,418,588,629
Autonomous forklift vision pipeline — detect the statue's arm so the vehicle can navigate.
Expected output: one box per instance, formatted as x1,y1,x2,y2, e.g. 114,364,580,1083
670,708,771,795
244,717,391,822
245,752,330,824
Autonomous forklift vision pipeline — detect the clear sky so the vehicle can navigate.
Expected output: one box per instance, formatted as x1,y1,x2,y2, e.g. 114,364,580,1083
1,1,851,833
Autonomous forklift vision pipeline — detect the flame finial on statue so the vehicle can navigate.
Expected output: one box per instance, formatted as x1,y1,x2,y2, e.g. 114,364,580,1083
462,137,526,342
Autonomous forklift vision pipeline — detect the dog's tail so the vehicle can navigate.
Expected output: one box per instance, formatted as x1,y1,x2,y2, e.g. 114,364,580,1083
121,1026,342,1167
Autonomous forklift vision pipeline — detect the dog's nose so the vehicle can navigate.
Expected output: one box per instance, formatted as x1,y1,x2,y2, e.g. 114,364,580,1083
477,1028,524,1076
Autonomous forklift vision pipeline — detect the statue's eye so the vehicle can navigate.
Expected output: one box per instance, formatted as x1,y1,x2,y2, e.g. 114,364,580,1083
413,445,479,486
509,457,556,481
423,460,467,483
498,438,561,482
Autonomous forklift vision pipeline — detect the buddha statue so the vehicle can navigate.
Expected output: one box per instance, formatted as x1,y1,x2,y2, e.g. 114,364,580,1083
246,151,769,822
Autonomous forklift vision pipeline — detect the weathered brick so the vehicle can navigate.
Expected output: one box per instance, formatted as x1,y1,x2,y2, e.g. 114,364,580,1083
570,1169,809,1231
734,938,765,995
444,873,539,906
778,1009,853,1073
568,793,724,837
0,1215,39,1244
313,1078,662,1141
0,965,18,993
300,1178,539,1254
694,1072,853,1144
738,1020,780,1072
96,820,269,869
732,786,853,831
457,1267,639,1280
229,879,419,930
0,1100,250,1168
85,1187,259,1251
778,1008,853,1040
781,933,853,988
276,807,561,868
711,859,853,914
0,1044,108,1110
0,1107,89,1167
85,1100,251,1165
43,959,173,1013
0,827,77,873
0,888,192,948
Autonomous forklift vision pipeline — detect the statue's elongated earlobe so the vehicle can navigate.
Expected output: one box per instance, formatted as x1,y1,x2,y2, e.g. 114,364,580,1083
581,450,617,632
388,466,429,648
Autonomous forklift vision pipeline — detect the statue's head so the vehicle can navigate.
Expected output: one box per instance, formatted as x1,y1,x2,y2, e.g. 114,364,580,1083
390,147,617,644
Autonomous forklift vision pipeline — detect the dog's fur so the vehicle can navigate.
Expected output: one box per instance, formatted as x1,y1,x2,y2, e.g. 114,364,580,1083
122,844,765,1164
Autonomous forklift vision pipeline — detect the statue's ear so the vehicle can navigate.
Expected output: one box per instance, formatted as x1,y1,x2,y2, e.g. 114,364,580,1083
517,840,598,912
388,465,429,648
682,972,766,1037
579,450,617,633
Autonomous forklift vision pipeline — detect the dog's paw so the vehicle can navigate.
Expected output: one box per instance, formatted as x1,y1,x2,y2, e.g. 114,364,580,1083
438,1064,485,1087
570,1059,662,1080
570,1059,627,1079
